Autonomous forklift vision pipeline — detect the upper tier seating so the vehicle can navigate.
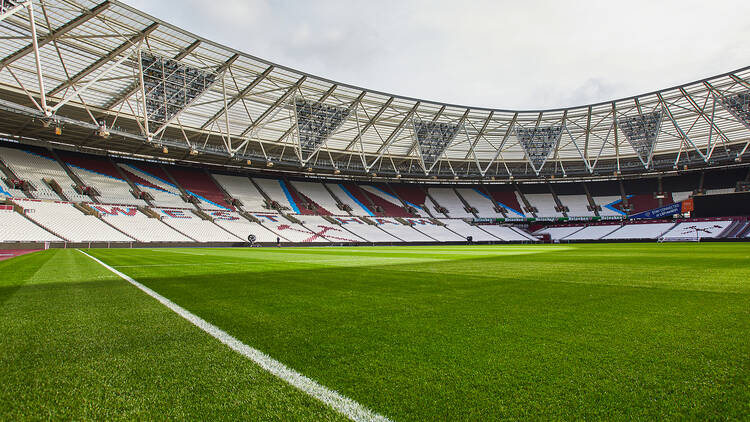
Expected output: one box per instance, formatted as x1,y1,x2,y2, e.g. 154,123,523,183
661,221,732,240
357,184,412,217
563,225,621,240
594,196,627,217
212,174,267,212
525,193,564,218
484,186,525,217
295,215,362,242
428,188,474,218
602,222,675,240
456,188,504,218
326,183,374,216
118,163,189,208
0,146,88,201
388,184,429,216
204,210,278,242
370,217,434,242
330,216,400,242
167,166,234,210
252,178,297,213
16,199,133,242
439,219,499,241
0,182,25,199
534,226,585,240
249,212,328,243
91,204,191,242
0,207,61,242
477,225,536,241
59,152,146,206
558,195,596,218
290,181,341,215
405,217,465,242
285,181,329,216
153,208,240,242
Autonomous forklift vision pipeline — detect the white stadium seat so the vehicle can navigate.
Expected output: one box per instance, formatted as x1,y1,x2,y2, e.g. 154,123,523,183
15,199,133,242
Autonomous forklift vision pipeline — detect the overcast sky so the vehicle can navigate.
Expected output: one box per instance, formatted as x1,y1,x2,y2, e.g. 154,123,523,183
123,0,750,110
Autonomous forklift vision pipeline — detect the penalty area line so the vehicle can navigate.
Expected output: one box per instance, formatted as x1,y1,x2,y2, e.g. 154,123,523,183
77,250,390,422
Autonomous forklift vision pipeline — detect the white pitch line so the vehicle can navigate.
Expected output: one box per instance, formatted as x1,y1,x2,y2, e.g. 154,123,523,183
78,250,391,422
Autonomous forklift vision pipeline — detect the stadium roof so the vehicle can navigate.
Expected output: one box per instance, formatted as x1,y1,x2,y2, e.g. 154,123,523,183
0,0,749,180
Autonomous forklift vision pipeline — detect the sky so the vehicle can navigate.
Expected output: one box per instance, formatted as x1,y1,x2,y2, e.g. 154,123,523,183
123,0,750,110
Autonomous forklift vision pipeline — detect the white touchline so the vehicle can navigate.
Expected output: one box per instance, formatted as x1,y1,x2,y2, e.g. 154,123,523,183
78,250,391,422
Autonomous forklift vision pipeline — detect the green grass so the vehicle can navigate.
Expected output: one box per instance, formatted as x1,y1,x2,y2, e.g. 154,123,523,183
2,244,749,420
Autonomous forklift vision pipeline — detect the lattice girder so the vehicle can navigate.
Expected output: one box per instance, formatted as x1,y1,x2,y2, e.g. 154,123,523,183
617,111,662,167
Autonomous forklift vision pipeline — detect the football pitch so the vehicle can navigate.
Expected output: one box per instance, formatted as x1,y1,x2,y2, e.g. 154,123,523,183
1,243,749,420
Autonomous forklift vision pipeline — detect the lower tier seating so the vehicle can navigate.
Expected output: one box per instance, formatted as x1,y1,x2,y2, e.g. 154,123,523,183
477,225,536,241
439,219,499,241
405,218,465,242
331,217,401,242
153,208,241,242
204,210,279,243
602,223,676,240
0,208,61,242
295,215,362,242
534,226,585,240
92,204,192,242
249,213,328,243
661,221,732,240
371,217,434,242
563,225,621,240
16,199,133,242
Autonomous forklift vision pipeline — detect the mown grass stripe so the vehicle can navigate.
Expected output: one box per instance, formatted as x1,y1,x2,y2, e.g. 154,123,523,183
77,249,391,422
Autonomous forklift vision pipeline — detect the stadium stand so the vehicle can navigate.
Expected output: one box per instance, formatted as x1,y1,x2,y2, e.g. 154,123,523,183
15,199,133,242
602,222,676,240
153,208,240,242
524,193,564,218
358,184,413,217
594,196,627,217
250,212,328,243
439,219,498,241
660,220,732,240
166,166,234,210
456,188,504,218
206,210,281,243
388,184,429,216
371,217,435,242
92,204,192,242
534,226,585,240
477,225,537,241
427,188,474,218
58,152,147,206
0,206,61,242
405,218,465,242
252,178,297,213
0,145,88,201
290,181,342,215
562,224,621,240
484,185,526,217
331,216,401,242
283,180,330,216
212,174,268,212
118,163,190,208
296,215,362,242
326,183,374,216
558,195,596,218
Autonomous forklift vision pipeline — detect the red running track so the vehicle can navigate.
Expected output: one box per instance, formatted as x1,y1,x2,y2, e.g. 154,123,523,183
0,249,41,261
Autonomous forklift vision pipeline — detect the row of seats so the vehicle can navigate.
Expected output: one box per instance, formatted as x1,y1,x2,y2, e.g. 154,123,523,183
535,220,733,241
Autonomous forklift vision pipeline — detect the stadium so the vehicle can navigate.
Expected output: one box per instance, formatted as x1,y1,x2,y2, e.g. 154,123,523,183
0,0,748,420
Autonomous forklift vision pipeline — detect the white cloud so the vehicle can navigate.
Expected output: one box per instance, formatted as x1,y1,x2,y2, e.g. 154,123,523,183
123,0,750,110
